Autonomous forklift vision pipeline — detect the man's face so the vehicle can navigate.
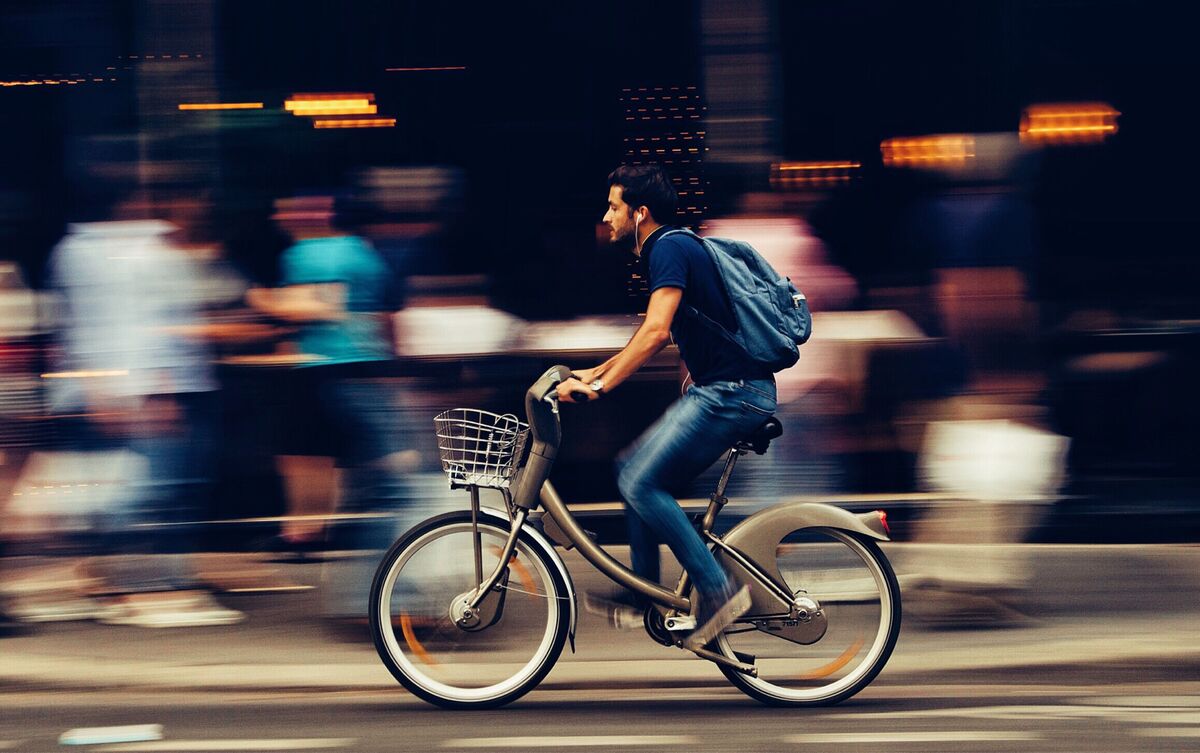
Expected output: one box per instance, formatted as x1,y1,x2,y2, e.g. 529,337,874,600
602,184,637,244
272,196,335,240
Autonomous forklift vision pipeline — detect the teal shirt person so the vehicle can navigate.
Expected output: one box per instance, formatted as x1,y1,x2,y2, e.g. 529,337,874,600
281,235,393,364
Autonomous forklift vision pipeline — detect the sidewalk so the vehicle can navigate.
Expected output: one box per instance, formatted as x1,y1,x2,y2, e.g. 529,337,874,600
1,544,1198,693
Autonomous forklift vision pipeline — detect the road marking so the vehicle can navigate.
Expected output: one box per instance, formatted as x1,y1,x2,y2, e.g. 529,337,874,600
442,736,696,748
92,740,356,752
1,742,21,750
1136,728,1200,738
784,731,1043,744
1090,695,1200,707
60,725,164,746
838,704,1200,723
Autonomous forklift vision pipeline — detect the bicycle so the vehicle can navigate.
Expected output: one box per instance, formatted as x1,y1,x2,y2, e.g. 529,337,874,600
370,365,901,709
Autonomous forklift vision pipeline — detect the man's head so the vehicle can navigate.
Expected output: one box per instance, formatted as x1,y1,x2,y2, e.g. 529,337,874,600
272,195,337,241
603,164,677,244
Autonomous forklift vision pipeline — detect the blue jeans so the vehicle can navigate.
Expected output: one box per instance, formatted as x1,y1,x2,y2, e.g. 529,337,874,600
615,378,777,597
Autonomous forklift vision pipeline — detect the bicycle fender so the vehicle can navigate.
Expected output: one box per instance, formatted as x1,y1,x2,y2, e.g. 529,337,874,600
476,507,579,652
716,503,889,616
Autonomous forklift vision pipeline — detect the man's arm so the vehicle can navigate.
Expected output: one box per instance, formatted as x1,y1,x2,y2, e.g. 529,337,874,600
558,286,682,402
246,283,348,323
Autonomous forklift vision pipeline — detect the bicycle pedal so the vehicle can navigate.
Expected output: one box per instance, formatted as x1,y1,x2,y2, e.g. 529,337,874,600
663,615,696,632
688,644,758,676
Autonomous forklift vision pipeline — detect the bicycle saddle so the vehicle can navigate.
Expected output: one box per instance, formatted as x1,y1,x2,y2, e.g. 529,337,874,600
735,416,783,455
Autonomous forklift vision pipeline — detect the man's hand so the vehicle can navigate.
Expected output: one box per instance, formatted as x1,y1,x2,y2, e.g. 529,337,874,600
556,377,599,403
571,367,598,384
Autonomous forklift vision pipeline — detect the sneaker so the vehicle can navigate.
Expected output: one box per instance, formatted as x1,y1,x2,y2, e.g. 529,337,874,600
7,593,122,623
684,582,751,650
583,589,645,632
99,591,244,628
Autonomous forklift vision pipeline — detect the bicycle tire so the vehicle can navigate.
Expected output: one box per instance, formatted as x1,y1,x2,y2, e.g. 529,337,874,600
369,511,571,709
716,529,901,706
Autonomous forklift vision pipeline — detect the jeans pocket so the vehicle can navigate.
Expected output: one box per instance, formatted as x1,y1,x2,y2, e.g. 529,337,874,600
740,400,774,417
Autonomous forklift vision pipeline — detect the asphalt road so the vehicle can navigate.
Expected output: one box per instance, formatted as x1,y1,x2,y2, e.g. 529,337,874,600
4,544,1199,753
3,665,1199,753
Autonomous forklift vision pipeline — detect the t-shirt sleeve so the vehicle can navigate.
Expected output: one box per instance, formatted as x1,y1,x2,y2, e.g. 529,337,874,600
281,244,338,287
648,236,689,292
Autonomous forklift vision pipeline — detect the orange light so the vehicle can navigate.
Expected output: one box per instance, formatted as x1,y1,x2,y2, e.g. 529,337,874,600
1,79,86,86
778,161,861,171
285,93,377,117
41,370,130,379
312,118,396,129
286,92,373,102
1020,102,1120,144
178,102,263,111
290,103,378,116
771,161,861,190
881,134,976,167
286,97,372,109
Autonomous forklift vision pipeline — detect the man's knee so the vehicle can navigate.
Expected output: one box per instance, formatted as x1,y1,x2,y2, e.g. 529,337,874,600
616,459,636,502
617,458,655,508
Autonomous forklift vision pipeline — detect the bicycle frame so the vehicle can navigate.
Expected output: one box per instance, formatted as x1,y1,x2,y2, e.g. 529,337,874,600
452,364,890,679
463,366,792,627
536,450,798,615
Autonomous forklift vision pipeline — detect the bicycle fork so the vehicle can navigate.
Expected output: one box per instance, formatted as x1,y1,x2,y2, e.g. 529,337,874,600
450,487,528,631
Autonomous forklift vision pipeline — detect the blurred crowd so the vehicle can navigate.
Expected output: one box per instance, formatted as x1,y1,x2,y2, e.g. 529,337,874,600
0,163,468,633
2,128,1197,635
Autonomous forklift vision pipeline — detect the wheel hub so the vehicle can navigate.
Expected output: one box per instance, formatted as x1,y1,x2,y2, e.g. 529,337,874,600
448,577,509,633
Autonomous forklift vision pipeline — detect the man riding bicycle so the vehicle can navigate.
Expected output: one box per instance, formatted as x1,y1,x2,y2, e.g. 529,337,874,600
557,164,778,649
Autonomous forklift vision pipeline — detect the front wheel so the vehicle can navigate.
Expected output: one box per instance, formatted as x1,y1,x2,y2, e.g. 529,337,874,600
369,511,571,709
717,528,901,706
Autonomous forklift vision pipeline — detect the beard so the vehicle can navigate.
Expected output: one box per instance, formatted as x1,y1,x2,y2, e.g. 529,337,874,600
609,225,637,252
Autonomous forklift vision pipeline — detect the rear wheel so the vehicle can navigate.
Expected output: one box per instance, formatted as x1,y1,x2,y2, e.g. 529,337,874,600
369,511,571,709
717,528,901,706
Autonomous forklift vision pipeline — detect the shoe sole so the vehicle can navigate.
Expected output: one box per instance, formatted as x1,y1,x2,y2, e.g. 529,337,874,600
684,585,751,650
583,594,644,631
100,613,245,628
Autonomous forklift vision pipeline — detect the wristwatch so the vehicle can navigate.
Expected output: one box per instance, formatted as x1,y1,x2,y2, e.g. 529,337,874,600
589,378,605,395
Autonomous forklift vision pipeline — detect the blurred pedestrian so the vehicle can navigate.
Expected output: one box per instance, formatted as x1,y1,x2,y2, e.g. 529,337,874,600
43,188,242,627
247,194,414,626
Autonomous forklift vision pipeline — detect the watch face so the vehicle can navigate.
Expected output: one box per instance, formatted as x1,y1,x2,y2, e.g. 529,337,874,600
590,380,604,392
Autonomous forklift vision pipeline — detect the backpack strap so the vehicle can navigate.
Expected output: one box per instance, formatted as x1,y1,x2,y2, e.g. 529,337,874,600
653,227,747,353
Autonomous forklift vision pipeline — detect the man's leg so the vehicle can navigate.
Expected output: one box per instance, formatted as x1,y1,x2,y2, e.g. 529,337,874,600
321,378,416,620
613,452,662,587
617,386,768,597
617,381,777,645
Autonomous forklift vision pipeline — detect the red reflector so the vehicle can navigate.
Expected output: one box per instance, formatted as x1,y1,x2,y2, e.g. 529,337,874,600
875,509,890,534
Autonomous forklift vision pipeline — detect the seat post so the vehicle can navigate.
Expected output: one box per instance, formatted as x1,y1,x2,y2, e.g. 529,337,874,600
700,448,742,533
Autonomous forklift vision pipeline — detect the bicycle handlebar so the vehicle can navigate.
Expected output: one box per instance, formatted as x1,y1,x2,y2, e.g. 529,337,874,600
511,365,576,509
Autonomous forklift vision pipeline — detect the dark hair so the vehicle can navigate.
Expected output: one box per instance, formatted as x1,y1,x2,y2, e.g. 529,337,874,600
607,164,677,223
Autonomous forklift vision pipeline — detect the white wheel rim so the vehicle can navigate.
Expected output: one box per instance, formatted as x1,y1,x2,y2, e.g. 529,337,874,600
719,529,895,702
377,522,561,703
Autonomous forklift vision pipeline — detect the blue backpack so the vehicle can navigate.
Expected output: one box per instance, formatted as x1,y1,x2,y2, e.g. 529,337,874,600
661,228,812,373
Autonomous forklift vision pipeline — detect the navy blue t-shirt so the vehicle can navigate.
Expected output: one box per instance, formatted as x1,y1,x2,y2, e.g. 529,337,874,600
641,226,769,385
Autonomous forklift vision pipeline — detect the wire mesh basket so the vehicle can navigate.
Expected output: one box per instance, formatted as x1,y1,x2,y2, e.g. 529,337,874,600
435,408,530,489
